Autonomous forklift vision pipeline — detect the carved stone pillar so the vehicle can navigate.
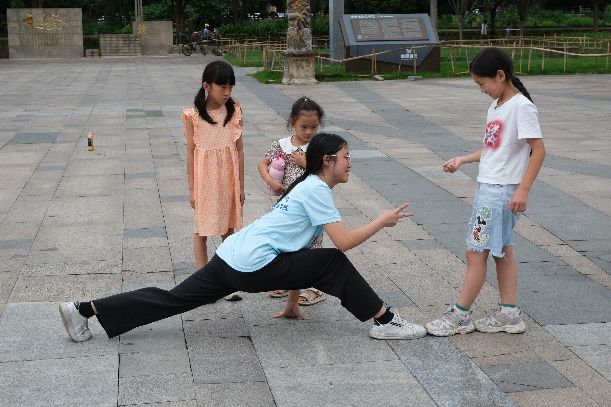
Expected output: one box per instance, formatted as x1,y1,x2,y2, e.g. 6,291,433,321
282,0,317,85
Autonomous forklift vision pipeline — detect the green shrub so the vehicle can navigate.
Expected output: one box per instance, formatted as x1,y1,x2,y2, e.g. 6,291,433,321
311,14,330,36
219,14,329,38
565,15,593,27
220,19,287,37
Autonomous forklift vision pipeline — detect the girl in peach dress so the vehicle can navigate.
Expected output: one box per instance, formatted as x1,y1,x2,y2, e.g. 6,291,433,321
182,61,245,300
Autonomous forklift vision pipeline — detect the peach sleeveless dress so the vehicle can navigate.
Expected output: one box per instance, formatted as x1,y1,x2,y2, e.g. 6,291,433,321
182,103,243,236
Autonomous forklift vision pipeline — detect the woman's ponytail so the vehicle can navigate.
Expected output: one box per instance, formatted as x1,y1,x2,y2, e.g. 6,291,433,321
278,172,309,201
511,76,533,103
277,133,347,201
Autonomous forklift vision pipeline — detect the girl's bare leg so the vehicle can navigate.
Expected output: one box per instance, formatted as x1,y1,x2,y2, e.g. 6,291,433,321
194,234,208,269
495,246,518,305
456,250,489,308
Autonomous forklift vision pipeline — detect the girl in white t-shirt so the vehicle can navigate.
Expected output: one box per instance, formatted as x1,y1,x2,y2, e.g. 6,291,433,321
258,97,327,306
426,47,546,337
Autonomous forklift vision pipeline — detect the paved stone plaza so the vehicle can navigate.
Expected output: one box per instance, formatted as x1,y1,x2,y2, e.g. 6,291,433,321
0,56,609,406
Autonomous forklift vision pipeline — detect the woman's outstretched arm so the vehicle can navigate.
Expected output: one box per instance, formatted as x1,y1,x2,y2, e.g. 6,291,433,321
324,203,412,252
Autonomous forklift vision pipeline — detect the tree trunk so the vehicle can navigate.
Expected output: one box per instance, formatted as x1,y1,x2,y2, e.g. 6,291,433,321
489,2,498,37
430,0,438,31
517,0,528,38
310,0,318,14
593,0,600,32
458,15,465,41
233,0,245,22
173,0,189,45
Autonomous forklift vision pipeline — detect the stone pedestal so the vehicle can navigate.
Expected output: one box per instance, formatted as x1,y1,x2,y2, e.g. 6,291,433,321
282,52,318,85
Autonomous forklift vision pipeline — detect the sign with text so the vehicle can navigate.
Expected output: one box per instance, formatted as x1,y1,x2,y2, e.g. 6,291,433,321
350,15,429,42
340,13,439,71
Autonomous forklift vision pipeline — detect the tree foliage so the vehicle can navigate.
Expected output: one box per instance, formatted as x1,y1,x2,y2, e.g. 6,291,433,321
0,0,609,38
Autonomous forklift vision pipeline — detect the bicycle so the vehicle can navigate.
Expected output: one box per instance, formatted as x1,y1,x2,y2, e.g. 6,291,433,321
181,39,207,56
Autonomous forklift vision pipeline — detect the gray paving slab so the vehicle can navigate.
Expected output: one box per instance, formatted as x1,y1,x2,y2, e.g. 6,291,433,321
251,319,399,368
0,356,118,407
0,302,119,363
119,319,187,354
568,345,611,381
122,245,173,272
118,372,196,405
194,382,275,406
390,337,517,407
119,349,192,378
7,132,59,144
481,360,575,393
517,262,611,324
544,322,610,346
187,335,266,383
267,360,437,407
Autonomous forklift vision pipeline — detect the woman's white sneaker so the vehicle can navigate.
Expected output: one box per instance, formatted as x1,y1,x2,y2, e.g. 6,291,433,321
59,302,92,342
369,313,427,340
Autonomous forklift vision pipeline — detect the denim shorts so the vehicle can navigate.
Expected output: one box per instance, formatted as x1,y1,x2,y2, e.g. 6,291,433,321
466,182,520,258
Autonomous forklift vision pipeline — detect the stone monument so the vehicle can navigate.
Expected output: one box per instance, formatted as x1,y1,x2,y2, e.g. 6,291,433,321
133,21,173,55
7,8,83,58
131,0,172,55
282,0,317,85
340,14,440,73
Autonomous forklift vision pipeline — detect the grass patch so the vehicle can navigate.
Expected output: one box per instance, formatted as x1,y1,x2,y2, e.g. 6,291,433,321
251,70,283,83
241,43,610,83
224,50,264,67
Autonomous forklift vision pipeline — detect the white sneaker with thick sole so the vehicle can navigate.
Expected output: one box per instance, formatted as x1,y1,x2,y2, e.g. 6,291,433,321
369,313,427,340
474,308,526,333
59,302,92,342
425,307,475,337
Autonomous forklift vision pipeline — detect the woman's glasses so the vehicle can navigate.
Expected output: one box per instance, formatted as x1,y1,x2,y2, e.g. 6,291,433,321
329,154,351,161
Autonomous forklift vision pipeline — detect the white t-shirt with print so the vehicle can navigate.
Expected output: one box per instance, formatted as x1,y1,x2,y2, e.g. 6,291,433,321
477,93,542,185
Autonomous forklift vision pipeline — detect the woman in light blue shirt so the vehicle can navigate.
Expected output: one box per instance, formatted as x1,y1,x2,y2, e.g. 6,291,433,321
59,133,426,342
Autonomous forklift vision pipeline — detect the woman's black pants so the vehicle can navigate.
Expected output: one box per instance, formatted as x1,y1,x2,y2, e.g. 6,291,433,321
94,248,383,338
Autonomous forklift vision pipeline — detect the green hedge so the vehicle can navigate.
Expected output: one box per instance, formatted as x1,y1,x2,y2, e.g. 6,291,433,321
437,7,610,30
219,15,329,38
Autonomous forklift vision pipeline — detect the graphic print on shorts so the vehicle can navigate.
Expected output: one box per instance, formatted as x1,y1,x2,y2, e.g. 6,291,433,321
483,119,504,150
470,206,493,246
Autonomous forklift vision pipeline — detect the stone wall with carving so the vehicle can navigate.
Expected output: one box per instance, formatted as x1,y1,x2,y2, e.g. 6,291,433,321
7,8,83,58
132,21,173,55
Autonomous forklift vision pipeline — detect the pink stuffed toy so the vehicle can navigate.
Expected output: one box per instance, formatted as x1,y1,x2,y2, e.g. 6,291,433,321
266,152,286,196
